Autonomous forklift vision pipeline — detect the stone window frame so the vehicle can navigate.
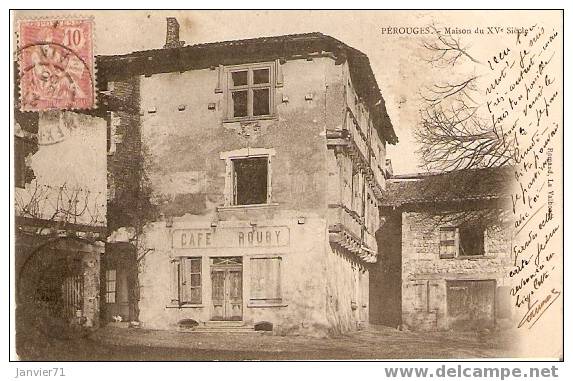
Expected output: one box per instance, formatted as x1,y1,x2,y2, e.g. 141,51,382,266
219,147,277,208
223,62,277,122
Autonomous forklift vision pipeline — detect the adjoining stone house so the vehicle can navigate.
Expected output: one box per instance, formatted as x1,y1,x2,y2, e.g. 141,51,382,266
14,107,107,333
96,18,397,335
370,167,514,331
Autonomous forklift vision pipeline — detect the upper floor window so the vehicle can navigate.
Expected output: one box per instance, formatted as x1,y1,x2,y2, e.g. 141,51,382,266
227,64,274,120
220,148,276,207
439,226,485,259
232,156,268,205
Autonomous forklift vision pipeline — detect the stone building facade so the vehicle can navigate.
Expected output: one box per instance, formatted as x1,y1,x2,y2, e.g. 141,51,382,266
372,167,514,331
97,20,397,335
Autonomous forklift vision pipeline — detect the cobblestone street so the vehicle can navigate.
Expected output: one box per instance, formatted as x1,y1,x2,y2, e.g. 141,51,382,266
17,325,521,360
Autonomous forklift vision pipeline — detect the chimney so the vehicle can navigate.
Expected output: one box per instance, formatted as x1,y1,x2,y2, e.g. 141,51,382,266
164,17,185,49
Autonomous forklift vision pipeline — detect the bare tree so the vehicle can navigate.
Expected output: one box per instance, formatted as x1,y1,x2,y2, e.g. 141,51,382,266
415,25,514,172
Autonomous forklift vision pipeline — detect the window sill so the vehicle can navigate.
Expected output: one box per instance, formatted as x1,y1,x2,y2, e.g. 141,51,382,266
247,302,287,308
218,203,279,212
165,304,204,309
457,255,490,260
223,115,277,124
439,255,492,260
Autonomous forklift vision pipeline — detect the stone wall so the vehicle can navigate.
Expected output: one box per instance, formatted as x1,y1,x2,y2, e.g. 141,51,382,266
401,210,513,331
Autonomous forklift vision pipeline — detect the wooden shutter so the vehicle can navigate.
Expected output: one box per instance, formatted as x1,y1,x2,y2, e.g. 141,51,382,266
169,259,180,305
250,258,265,300
180,258,192,304
439,227,457,259
250,257,281,302
267,257,281,300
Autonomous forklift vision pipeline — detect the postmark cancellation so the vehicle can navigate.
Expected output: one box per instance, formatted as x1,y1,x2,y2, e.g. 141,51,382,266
17,18,96,112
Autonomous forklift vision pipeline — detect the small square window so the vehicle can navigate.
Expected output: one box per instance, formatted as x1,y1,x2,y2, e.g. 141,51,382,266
227,64,274,120
439,226,485,258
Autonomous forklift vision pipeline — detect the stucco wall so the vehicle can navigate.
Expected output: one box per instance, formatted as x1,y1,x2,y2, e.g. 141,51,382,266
137,217,331,335
15,111,107,226
401,211,513,331
127,56,369,335
138,57,341,219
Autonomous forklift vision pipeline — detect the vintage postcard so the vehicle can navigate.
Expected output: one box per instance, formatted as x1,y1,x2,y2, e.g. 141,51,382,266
11,9,564,363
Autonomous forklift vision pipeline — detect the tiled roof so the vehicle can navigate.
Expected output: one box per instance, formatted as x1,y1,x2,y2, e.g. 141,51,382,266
96,32,397,144
380,166,514,207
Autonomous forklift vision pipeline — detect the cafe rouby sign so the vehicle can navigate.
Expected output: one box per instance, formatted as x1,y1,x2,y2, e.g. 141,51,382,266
172,226,290,250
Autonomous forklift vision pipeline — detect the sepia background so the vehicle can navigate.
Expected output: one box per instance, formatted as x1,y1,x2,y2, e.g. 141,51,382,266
11,9,563,360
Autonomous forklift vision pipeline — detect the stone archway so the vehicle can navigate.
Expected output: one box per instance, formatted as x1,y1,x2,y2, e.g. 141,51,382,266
16,236,103,340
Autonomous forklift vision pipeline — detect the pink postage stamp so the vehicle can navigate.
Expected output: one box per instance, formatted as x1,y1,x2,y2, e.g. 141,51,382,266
17,18,95,111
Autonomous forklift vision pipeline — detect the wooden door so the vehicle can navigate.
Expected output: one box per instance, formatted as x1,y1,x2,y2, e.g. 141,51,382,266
447,280,495,330
227,269,243,321
211,262,243,321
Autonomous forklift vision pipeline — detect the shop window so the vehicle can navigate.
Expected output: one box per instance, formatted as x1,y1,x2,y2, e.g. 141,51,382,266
171,257,202,305
227,64,273,120
105,269,116,304
249,257,281,305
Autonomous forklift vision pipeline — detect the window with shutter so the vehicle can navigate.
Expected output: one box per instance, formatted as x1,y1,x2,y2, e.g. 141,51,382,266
439,227,458,259
170,257,202,306
459,226,485,256
249,257,282,305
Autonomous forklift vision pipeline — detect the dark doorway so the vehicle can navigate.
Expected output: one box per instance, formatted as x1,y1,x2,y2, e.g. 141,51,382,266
102,243,138,324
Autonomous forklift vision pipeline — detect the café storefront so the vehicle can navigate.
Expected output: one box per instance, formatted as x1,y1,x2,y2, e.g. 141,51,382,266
136,218,329,333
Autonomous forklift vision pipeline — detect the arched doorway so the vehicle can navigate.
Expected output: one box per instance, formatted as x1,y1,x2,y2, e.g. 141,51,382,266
16,237,103,337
